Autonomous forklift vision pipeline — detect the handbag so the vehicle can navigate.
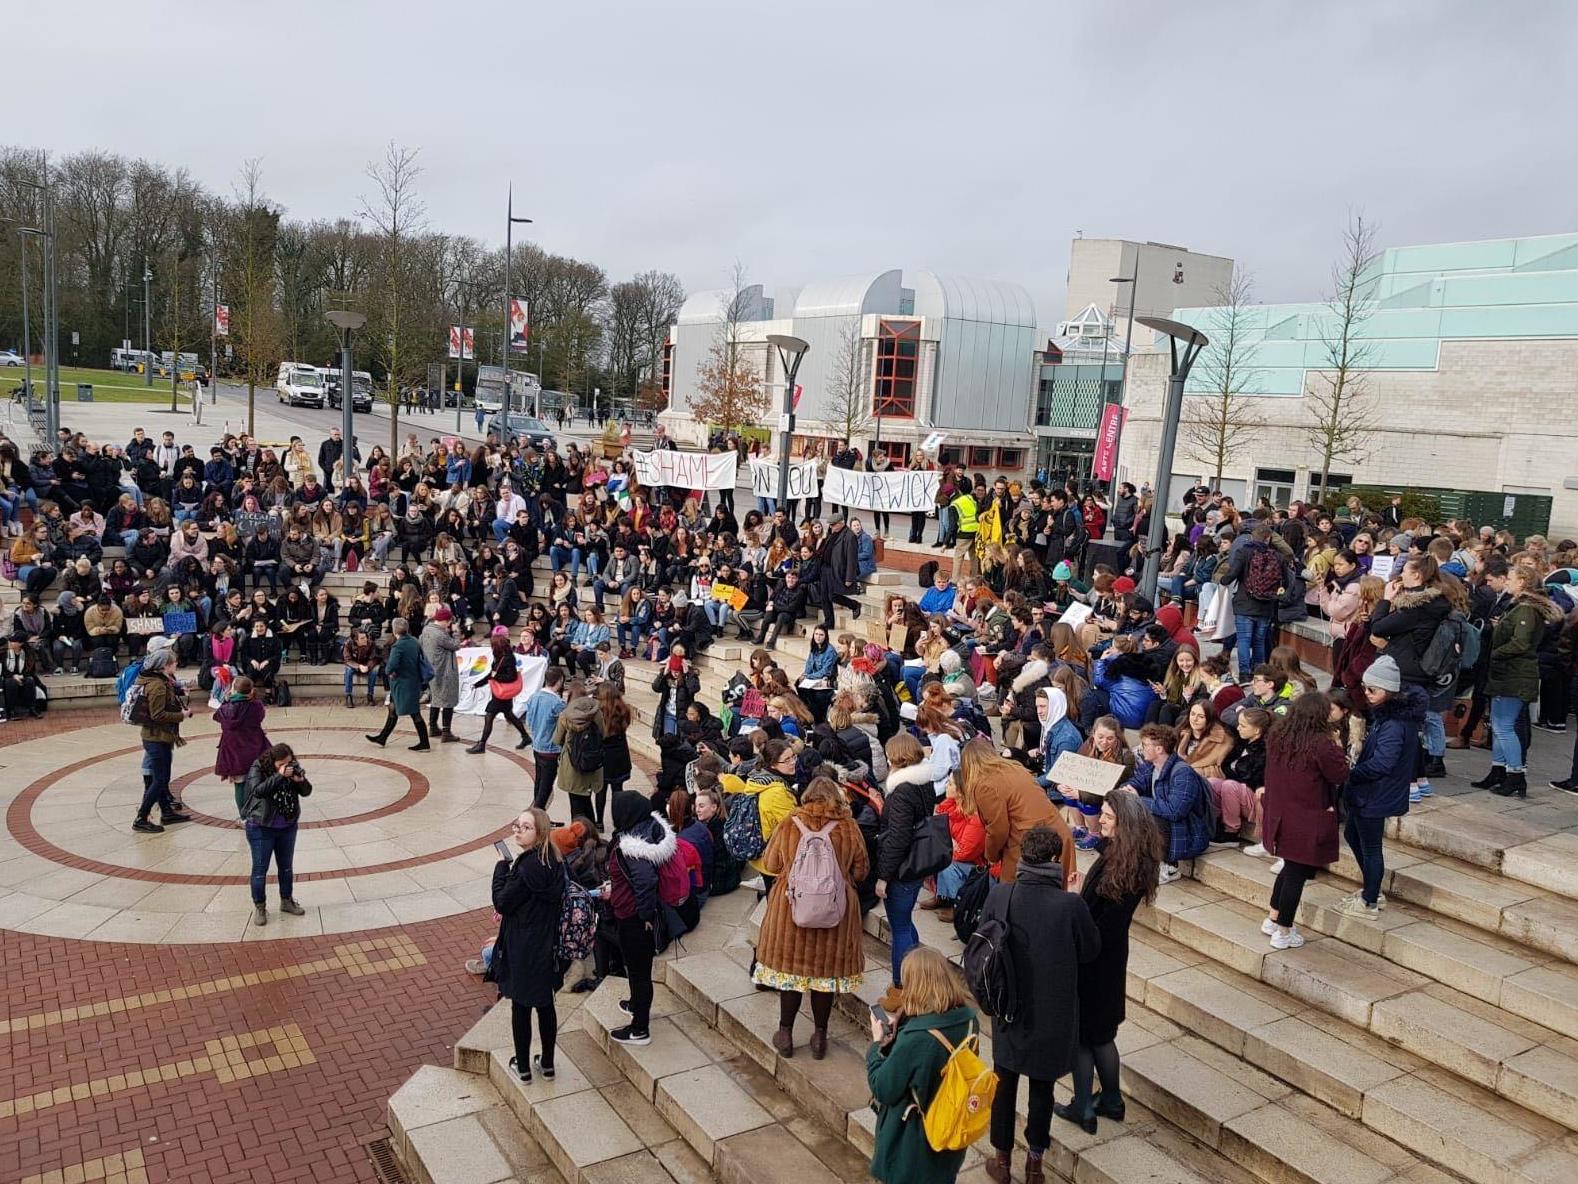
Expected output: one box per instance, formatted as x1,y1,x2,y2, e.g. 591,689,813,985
490,676,524,700
896,813,952,882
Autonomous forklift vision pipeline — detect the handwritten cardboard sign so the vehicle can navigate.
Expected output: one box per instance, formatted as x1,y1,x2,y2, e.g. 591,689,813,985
1047,750,1127,798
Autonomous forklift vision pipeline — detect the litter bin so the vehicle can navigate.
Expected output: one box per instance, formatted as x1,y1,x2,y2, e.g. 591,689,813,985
76,383,93,402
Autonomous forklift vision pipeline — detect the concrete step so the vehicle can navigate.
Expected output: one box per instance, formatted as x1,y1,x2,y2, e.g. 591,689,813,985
387,1062,560,1184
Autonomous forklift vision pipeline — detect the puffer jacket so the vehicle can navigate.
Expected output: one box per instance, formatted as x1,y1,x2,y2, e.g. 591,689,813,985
607,813,676,922
876,764,937,884
1369,585,1451,686
1344,687,1425,819
719,767,797,876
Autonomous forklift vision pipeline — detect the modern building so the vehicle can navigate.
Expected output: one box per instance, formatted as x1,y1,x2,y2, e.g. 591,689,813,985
662,270,1039,473
1117,232,1578,535
1064,238,1236,344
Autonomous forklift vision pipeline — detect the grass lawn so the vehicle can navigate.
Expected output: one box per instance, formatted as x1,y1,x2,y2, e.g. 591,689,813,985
3,365,195,405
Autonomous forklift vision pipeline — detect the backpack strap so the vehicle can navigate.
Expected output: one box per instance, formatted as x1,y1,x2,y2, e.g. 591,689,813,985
791,815,811,839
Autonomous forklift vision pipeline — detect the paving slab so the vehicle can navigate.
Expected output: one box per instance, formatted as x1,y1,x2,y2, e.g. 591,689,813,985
1370,985,1540,1089
1499,962,1578,1041
654,1064,775,1164
528,1088,647,1184
713,1123,844,1184
404,1112,516,1184
1120,1036,1288,1147
1260,937,1427,1027
1497,1043,1578,1133
1164,899,1283,977
455,998,514,1074
718,990,788,1072
1388,857,1539,931
476,1103,555,1180
1074,1133,1219,1184
387,1064,499,1157
1144,965,1296,1056
1241,1011,1415,1119
580,1149,679,1184
1220,1093,1410,1184
1501,832,1578,900
772,1020,878,1134
598,1080,681,1149
1397,806,1556,872
666,949,758,1023
602,1016,712,1100
1500,893,1578,962
1381,917,1547,1007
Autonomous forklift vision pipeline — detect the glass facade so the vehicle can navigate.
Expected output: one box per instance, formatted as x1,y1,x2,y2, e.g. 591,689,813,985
1034,363,1123,429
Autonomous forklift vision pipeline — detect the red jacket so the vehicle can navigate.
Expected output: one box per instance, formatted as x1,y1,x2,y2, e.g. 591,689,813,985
939,797,986,865
1262,737,1349,867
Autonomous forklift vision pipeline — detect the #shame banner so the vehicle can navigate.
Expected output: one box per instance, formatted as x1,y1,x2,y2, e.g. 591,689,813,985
453,648,549,717
821,465,940,513
631,448,739,490
748,458,820,500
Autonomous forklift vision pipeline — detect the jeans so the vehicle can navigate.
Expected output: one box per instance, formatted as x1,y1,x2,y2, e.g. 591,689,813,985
344,666,377,695
617,622,646,653
246,822,298,903
1235,614,1273,678
884,878,923,986
936,504,955,546
491,517,513,543
1343,813,1386,905
1491,695,1526,769
119,528,140,549
138,740,174,820
901,664,927,702
550,544,582,583
173,508,198,524
934,860,975,900
1422,710,1446,759
531,751,559,810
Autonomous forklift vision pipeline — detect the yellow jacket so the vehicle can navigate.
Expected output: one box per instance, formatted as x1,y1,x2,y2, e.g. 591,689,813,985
950,493,978,535
720,769,798,876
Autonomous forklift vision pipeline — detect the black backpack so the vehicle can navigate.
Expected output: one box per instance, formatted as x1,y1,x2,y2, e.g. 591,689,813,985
952,865,992,944
568,721,604,774
86,646,119,679
918,560,939,589
272,678,292,707
962,884,1020,1024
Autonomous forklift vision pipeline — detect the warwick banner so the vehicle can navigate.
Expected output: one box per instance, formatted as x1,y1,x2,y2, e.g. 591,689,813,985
631,448,739,491
748,458,820,500
821,465,940,513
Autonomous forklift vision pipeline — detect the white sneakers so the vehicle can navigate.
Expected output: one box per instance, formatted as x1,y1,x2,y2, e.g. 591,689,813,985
1243,843,1268,858
1269,926,1306,950
1269,858,1285,874
1260,917,1277,936
1158,864,1183,886
1337,897,1380,921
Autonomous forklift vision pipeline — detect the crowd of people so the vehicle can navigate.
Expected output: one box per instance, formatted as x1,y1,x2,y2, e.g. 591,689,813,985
11,413,1578,1183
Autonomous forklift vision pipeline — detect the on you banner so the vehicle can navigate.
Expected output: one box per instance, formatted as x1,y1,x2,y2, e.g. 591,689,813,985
631,448,739,490
748,458,820,499
821,465,940,513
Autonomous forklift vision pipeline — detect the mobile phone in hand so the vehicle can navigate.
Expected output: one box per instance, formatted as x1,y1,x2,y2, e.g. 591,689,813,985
870,1001,893,1030
493,840,511,861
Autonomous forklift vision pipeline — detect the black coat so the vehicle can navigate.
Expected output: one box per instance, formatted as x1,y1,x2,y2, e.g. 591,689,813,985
1369,585,1451,686
489,848,566,1007
984,860,1100,1078
875,765,936,884
1076,854,1145,1045
650,666,700,741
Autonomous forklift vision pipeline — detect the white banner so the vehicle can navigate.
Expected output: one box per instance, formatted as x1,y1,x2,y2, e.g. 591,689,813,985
821,465,940,513
748,458,820,500
631,448,738,491
508,297,530,355
453,648,549,717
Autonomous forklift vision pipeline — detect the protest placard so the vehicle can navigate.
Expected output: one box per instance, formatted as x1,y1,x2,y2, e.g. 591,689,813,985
1047,751,1127,798
162,611,198,635
748,458,820,500
453,649,549,716
1368,555,1396,581
821,466,940,513
1057,602,1093,629
630,448,738,490
711,582,749,611
126,618,166,636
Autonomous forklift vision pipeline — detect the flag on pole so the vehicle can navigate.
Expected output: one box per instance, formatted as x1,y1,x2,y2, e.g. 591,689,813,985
448,326,474,360
508,297,530,354
214,304,229,337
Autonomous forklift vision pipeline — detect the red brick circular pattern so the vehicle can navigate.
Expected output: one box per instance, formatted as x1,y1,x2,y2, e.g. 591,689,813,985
170,753,430,830
6,727,523,886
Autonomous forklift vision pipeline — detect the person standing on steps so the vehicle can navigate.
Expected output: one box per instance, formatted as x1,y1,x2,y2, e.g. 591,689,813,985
752,778,869,1060
1258,691,1348,950
365,618,430,751
1481,565,1563,799
131,647,195,834
240,743,312,926
1368,554,1454,803
466,631,531,753
489,806,566,1083
420,606,463,743
982,824,1100,1184
1058,792,1160,1134
606,789,678,1047
213,676,271,817
865,946,980,1184
1339,656,1421,921
523,667,568,811
875,734,943,1013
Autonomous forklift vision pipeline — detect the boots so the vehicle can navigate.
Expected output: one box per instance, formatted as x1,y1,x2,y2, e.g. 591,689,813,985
1471,765,1505,790
1492,770,1528,798
984,1149,1011,1184
1425,756,1447,779
345,693,354,708
1025,1150,1046,1184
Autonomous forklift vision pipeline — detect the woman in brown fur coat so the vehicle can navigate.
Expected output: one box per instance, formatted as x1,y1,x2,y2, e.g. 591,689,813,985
751,778,870,1061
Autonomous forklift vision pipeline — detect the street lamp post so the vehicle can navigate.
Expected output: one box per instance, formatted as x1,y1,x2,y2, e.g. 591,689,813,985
766,335,810,509
327,310,368,487
1104,265,1139,491
501,187,533,414
1135,315,1209,604
143,260,153,388
16,229,34,416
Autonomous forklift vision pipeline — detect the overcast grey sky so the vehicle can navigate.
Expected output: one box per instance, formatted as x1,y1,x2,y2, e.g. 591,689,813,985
15,0,1578,320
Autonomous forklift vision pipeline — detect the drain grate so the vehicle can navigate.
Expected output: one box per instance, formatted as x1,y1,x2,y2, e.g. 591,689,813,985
366,1134,411,1184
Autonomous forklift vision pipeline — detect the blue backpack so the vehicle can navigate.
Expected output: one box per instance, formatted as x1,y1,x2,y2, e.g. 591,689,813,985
116,661,143,705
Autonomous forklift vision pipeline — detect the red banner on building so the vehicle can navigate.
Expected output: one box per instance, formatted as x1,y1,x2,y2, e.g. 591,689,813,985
1093,404,1127,481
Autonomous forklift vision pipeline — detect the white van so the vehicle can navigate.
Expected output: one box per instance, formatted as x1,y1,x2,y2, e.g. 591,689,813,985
276,362,326,407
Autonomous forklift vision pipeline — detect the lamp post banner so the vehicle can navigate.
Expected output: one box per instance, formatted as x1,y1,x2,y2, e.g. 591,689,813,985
1094,404,1128,481
214,304,229,337
821,465,939,513
749,458,820,500
508,297,530,354
631,448,738,491
448,326,474,360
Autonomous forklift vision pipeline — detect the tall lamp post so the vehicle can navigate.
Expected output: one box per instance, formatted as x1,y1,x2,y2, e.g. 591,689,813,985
1135,315,1209,604
15,227,39,418
143,260,154,387
766,334,809,509
1103,265,1139,493
326,309,367,487
501,188,533,414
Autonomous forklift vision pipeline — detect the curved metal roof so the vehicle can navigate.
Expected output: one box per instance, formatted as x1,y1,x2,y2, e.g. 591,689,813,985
910,271,1038,326
792,270,902,318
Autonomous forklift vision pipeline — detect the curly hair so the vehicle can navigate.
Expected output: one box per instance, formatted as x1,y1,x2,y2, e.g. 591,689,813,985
1093,791,1162,904
1267,690,1336,763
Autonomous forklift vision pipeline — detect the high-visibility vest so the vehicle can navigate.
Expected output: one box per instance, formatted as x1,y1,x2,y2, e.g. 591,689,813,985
952,494,978,534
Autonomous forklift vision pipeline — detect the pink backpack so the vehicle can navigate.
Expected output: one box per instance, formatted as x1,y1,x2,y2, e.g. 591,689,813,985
786,817,846,928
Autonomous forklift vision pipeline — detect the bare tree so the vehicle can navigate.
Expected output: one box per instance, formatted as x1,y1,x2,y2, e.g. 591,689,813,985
1181,272,1266,484
689,264,767,435
823,319,871,445
227,160,281,436
630,269,684,407
1307,212,1382,497
360,142,426,453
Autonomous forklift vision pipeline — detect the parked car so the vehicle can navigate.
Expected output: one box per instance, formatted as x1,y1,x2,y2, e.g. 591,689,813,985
487,411,557,451
0,350,23,366
276,362,326,407
325,369,375,412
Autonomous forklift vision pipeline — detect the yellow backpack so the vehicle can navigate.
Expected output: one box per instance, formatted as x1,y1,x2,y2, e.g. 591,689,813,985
914,1026,997,1152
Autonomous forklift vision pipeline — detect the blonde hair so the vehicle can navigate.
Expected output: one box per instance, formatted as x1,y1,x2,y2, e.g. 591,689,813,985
899,946,973,1016
885,732,927,771
517,807,562,864
769,693,815,726
956,737,1021,816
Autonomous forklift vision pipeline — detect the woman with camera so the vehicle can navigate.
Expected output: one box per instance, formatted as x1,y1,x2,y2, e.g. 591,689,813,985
240,743,312,926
